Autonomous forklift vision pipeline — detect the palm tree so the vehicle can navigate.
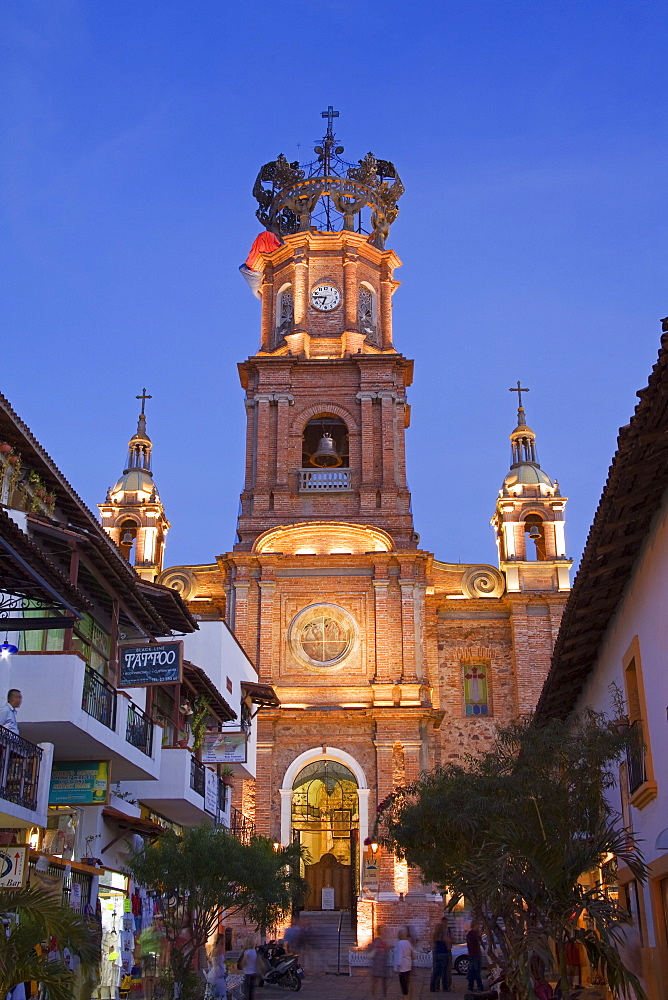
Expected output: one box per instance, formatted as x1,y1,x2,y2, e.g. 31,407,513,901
0,885,100,1000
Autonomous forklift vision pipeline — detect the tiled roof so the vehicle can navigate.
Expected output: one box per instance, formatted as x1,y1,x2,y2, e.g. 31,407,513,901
536,329,668,721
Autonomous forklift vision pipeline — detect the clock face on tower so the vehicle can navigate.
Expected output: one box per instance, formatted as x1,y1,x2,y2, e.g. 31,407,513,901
310,283,341,312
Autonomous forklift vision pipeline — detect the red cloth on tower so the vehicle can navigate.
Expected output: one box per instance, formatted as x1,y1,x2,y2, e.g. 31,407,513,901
244,231,282,270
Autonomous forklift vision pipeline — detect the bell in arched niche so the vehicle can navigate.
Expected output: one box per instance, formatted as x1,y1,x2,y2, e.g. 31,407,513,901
311,432,341,467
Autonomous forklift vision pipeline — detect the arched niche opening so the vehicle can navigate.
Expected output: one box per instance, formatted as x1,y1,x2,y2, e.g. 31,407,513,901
302,414,349,468
119,518,138,562
524,515,547,561
358,282,378,344
275,282,293,340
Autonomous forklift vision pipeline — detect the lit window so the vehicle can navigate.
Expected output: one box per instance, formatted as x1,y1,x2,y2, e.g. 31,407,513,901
463,661,489,717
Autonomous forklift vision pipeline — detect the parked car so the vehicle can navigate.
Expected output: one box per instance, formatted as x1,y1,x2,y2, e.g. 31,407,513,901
451,942,489,976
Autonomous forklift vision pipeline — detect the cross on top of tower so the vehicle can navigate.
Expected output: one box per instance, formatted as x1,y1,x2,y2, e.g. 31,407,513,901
136,388,152,416
509,381,530,410
321,105,339,140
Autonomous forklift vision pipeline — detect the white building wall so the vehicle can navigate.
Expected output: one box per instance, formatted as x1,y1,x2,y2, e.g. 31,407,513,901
182,621,258,779
575,502,668,960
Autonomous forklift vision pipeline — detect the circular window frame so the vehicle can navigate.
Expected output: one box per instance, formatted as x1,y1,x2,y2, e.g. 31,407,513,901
288,603,358,672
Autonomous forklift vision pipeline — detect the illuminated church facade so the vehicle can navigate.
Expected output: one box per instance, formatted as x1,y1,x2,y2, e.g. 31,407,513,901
105,112,572,941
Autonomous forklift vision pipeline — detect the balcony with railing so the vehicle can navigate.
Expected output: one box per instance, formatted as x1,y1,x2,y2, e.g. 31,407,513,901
190,756,206,796
82,666,117,730
229,805,255,844
126,703,153,757
299,468,351,492
0,726,43,812
127,749,212,826
8,653,160,781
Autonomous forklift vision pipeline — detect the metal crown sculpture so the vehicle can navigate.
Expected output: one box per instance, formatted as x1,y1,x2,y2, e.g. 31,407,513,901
252,108,404,250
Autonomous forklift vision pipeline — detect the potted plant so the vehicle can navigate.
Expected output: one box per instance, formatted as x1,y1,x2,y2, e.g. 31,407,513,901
80,834,101,866
221,765,235,787
191,696,210,751
609,680,630,733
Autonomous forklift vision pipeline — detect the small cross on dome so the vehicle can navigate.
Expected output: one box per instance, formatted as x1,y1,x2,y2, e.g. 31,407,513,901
321,105,340,140
136,388,152,416
509,380,530,409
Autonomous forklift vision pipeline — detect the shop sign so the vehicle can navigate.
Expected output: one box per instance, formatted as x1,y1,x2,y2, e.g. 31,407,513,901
204,767,218,816
363,857,379,891
0,846,27,888
201,731,247,764
49,761,110,805
118,641,183,688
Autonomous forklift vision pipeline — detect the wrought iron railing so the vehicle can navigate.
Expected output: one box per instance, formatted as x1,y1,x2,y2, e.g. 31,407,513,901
299,468,351,492
190,756,205,797
126,702,153,757
82,665,117,730
627,721,646,794
27,856,92,913
229,805,255,844
0,725,43,812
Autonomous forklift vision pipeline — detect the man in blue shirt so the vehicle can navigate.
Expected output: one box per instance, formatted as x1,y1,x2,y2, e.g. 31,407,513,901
0,689,22,734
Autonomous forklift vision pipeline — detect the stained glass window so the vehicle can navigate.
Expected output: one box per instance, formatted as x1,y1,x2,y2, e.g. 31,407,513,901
463,661,489,716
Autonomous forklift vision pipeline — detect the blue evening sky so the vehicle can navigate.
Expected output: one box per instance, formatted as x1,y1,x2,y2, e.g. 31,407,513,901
2,1,667,575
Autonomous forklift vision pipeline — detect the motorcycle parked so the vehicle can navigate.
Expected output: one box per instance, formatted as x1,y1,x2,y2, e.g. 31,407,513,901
257,945,303,992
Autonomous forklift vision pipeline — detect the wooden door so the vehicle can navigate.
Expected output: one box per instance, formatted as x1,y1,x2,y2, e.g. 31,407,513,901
304,852,351,910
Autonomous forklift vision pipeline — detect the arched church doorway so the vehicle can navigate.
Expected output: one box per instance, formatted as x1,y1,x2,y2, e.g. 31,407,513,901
291,760,359,914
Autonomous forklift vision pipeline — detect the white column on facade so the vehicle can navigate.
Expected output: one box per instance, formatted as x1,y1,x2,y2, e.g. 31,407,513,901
142,526,157,564
502,522,516,559
357,787,370,890
279,788,292,846
553,520,566,558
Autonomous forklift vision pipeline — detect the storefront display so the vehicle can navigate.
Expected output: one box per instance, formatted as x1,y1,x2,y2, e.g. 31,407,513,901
97,873,133,999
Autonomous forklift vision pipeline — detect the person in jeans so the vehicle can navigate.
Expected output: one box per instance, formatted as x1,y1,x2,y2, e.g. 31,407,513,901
393,929,413,997
430,921,450,992
466,920,484,992
239,937,258,1000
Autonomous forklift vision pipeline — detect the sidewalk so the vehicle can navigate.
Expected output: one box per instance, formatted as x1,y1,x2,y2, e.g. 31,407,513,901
260,967,472,999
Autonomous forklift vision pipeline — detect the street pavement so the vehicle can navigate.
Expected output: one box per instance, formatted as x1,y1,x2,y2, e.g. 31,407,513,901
259,967,473,999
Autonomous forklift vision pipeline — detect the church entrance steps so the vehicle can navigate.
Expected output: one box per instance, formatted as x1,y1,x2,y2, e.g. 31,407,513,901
299,910,357,970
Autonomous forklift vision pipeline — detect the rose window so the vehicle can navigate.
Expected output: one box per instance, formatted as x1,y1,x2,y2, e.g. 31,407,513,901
288,604,357,670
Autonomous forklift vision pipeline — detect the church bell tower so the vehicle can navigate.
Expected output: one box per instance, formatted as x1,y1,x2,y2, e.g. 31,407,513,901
491,383,572,593
235,108,414,550
99,391,169,581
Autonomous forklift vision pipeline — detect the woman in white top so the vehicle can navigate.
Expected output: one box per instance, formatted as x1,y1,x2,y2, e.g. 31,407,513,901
205,937,227,1000
393,929,414,997
240,937,258,1000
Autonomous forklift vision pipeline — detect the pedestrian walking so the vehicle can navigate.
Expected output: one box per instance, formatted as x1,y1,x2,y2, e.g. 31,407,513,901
205,936,227,999
368,924,390,998
393,928,413,998
430,919,452,992
284,917,302,955
466,920,484,992
238,936,258,1000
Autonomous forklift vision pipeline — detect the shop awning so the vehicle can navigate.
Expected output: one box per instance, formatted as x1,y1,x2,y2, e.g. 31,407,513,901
102,806,166,846
183,661,237,722
0,508,91,628
242,680,280,708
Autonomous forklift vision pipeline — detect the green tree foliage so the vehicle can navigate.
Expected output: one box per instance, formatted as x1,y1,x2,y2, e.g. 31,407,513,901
0,885,99,1000
126,825,308,993
376,712,647,999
